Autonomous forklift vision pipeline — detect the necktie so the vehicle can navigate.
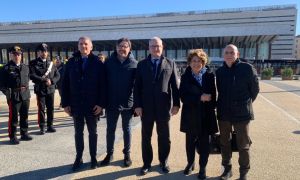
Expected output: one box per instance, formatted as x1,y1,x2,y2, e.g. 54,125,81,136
152,59,159,80
82,57,88,71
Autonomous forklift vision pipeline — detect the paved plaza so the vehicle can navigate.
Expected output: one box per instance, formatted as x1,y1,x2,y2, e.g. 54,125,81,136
0,78,300,180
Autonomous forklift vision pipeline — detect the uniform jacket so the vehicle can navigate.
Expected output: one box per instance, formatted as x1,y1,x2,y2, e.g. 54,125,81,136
216,59,259,122
0,60,30,102
61,51,106,116
105,52,137,111
179,66,218,135
29,57,60,96
133,55,180,122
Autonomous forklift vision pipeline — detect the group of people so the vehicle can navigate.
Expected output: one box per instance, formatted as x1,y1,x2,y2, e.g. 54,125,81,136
0,36,259,180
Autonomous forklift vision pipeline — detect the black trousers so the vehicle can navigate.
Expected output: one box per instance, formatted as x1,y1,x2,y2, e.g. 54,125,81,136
73,114,98,159
141,120,170,167
8,99,30,139
185,131,209,168
36,93,54,128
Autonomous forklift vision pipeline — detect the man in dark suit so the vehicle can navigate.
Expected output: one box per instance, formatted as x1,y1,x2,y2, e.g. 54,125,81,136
134,37,180,175
61,36,106,171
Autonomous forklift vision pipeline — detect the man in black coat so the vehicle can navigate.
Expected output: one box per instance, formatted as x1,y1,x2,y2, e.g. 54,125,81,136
216,44,259,180
29,43,60,134
100,38,137,167
0,46,32,144
61,36,106,171
134,37,180,175
55,56,64,109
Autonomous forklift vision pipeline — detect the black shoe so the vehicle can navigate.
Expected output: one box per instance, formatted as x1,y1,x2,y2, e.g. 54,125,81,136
160,163,170,173
99,154,113,166
47,126,56,133
124,154,132,167
183,163,195,175
91,158,98,169
40,127,45,135
198,168,207,180
239,173,247,180
140,165,151,175
21,134,33,141
72,158,83,171
10,137,20,145
220,165,233,180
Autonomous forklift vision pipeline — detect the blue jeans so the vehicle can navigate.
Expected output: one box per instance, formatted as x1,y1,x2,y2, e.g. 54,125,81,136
106,109,133,155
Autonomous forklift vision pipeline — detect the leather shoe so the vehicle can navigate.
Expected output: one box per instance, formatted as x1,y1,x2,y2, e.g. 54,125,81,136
124,154,132,167
220,165,233,180
91,158,98,169
99,154,113,166
140,165,151,175
160,163,170,173
198,168,207,180
72,158,83,171
40,127,45,135
183,163,195,175
21,134,33,141
10,137,20,145
47,126,56,133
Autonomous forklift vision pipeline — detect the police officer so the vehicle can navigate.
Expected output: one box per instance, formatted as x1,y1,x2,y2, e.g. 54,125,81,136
29,43,60,134
0,46,32,144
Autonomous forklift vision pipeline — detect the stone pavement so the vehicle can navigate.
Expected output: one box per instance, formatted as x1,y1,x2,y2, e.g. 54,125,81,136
0,79,300,180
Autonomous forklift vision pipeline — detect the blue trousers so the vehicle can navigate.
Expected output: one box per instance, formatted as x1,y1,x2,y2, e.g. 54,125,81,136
106,109,133,155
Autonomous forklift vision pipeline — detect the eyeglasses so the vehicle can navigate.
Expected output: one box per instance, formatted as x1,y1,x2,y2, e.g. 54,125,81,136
117,44,129,49
12,53,21,56
150,45,162,49
225,51,235,55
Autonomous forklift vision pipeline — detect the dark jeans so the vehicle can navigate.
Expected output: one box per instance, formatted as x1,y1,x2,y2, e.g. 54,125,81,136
73,114,98,159
106,109,133,155
185,131,209,168
8,99,30,138
36,93,54,128
218,120,251,174
142,120,170,167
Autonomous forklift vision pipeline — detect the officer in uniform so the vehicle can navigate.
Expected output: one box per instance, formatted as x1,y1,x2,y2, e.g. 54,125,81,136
29,43,60,134
0,46,32,144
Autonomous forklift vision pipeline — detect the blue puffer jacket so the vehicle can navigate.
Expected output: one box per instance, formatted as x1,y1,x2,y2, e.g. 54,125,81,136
61,51,106,116
105,52,137,111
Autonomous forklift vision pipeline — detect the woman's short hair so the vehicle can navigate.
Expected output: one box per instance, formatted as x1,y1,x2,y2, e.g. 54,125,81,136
187,49,208,65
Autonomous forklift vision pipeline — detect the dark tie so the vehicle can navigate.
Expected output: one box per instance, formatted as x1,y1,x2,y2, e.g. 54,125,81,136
152,59,159,80
82,57,88,71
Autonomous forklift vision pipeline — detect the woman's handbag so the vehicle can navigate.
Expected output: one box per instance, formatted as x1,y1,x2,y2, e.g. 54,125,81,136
209,131,238,154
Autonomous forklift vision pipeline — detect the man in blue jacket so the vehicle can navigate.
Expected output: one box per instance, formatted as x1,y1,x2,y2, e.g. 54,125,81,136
100,37,137,167
61,36,106,171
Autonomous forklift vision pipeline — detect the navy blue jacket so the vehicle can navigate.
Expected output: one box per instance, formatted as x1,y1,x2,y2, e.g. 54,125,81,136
61,51,106,116
105,52,137,111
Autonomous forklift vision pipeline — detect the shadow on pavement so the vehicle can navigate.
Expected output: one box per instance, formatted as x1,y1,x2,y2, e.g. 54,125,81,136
0,162,94,180
292,130,300,135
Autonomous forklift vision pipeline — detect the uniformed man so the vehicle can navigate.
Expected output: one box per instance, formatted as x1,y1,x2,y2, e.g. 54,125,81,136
29,43,60,134
0,46,32,144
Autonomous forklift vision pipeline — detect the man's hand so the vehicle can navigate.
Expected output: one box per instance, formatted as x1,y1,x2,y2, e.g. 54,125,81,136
171,106,180,116
93,105,102,116
201,93,212,102
134,107,143,117
45,79,52,86
64,106,71,116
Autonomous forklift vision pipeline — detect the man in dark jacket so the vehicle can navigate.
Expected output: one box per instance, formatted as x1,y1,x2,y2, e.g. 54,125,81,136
134,37,180,175
0,46,32,144
216,44,259,180
29,43,60,134
61,36,106,171
100,38,137,167
55,56,64,109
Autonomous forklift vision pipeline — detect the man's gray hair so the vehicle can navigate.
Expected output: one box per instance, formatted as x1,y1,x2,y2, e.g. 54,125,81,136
149,36,163,45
